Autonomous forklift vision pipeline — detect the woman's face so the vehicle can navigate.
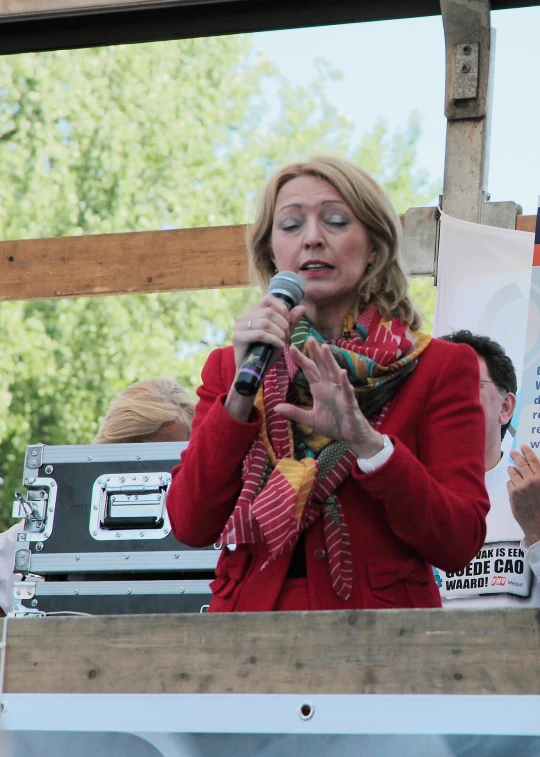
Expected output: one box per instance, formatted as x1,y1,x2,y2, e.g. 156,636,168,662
271,175,375,312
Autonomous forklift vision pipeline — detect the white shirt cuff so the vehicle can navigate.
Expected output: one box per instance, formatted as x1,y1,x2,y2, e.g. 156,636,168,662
521,536,540,580
356,434,394,474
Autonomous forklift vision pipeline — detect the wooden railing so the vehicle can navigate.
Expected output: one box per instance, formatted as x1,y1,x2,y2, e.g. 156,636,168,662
3,609,540,695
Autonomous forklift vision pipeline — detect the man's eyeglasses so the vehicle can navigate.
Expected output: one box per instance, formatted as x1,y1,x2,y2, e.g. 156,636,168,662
480,379,508,395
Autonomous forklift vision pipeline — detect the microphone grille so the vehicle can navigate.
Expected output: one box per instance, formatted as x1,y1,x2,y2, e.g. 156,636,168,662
268,271,304,306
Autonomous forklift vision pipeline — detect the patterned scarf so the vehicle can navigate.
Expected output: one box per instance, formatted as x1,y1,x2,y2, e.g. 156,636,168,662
220,303,432,600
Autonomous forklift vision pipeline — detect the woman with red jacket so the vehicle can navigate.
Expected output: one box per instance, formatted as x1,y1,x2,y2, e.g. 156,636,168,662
167,155,489,612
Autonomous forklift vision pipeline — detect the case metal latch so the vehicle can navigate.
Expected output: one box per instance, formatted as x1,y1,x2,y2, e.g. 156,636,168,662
89,472,172,541
12,478,57,543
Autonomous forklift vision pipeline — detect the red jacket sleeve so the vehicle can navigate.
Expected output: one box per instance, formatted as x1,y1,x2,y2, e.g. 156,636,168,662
167,348,261,547
353,341,489,571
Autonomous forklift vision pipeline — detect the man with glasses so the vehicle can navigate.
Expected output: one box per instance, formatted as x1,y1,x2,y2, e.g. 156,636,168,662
437,330,540,608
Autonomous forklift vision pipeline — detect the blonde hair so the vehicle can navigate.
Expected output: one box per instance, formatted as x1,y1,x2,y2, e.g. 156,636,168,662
247,155,421,330
93,378,195,444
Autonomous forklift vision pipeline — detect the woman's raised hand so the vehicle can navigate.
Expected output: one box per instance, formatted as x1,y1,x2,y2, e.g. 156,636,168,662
275,338,384,459
232,294,305,375
225,294,304,422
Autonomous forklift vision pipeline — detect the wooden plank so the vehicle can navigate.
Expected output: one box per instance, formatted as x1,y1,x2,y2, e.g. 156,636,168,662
516,214,536,233
4,609,540,695
0,0,187,18
1,0,537,56
0,0,534,22
0,225,249,301
0,215,535,302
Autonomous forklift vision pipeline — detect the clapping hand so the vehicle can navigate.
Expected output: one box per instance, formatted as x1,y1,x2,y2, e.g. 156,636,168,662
508,445,540,547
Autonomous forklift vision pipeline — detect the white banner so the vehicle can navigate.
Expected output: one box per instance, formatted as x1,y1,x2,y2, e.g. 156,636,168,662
434,211,534,390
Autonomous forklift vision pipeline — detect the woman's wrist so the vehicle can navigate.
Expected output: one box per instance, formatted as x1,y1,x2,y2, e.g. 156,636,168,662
224,385,255,422
349,432,385,460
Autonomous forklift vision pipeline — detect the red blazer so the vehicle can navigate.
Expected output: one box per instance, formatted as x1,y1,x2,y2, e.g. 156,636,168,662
167,339,489,612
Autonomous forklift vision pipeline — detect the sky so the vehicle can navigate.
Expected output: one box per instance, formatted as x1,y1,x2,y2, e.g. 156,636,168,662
253,6,540,215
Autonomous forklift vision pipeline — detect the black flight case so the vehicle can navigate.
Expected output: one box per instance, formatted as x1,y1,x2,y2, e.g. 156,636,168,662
10,442,218,617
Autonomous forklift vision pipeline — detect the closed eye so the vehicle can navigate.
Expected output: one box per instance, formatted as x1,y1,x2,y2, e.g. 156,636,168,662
325,214,349,227
281,219,301,231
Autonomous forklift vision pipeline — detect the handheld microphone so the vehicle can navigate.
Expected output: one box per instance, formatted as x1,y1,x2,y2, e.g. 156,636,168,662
234,271,305,397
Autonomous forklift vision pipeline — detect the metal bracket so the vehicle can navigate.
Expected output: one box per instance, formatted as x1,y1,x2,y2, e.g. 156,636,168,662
441,0,491,120
13,581,36,601
13,549,31,575
25,443,44,472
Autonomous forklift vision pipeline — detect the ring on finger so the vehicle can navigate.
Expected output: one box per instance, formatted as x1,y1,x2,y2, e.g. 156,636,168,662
247,319,253,330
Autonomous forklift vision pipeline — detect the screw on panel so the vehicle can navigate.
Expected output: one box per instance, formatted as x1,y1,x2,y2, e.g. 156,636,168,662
75,555,80,561
48,507,53,513
31,450,38,456
87,456,92,461
136,455,142,460
74,589,79,595
49,482,55,487
462,44,471,54
35,542,44,552
45,465,53,474
127,589,132,594
92,530,97,536
139,532,145,537
174,554,179,559
24,478,35,485
116,532,121,538
124,555,129,560
31,599,38,607
163,529,170,535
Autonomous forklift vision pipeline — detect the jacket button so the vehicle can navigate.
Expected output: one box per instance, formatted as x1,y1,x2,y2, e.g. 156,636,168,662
313,548,327,562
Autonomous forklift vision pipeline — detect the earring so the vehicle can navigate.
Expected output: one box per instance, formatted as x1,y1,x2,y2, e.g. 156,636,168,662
366,263,374,274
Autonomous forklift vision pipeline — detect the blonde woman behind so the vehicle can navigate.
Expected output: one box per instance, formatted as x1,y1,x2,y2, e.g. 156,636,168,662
93,378,194,444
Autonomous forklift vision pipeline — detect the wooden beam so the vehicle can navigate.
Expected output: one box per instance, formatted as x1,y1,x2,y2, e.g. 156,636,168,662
2,0,539,57
516,214,536,233
0,215,535,302
0,224,250,301
4,609,540,695
0,0,165,13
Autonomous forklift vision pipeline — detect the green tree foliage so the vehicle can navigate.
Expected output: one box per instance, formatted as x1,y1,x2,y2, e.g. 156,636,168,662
0,36,438,525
